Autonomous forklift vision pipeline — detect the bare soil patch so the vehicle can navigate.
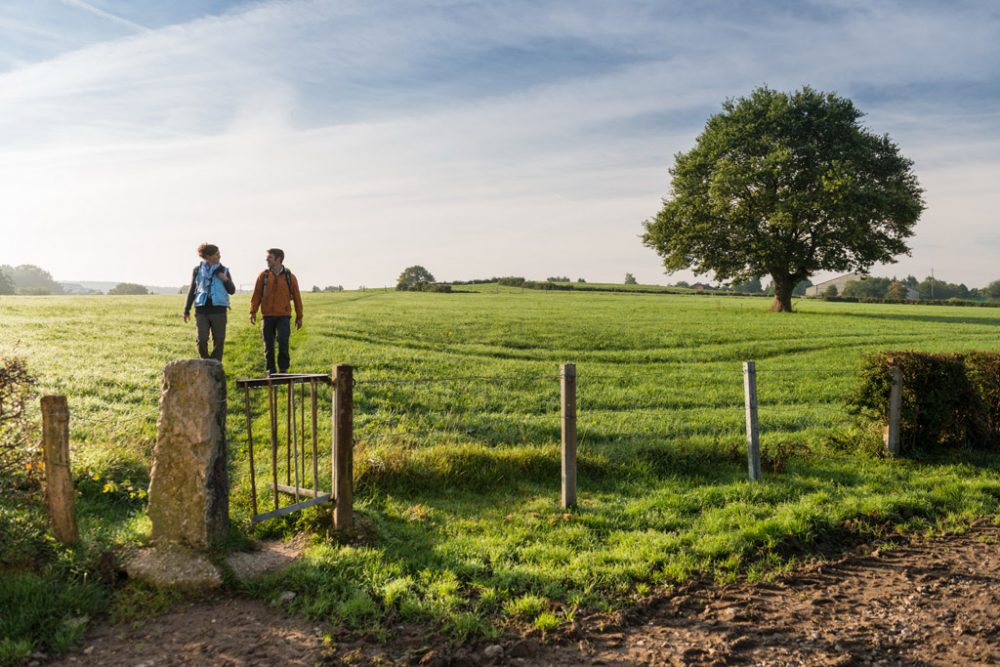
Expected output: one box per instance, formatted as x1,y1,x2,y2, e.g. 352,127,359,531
46,521,999,667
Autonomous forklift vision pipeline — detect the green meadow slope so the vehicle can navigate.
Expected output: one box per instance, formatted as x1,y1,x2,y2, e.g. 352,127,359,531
2,289,1000,658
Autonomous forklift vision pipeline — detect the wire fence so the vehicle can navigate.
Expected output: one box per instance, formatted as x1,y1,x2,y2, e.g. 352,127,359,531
29,360,879,524
346,363,860,454
54,362,867,505
51,362,862,443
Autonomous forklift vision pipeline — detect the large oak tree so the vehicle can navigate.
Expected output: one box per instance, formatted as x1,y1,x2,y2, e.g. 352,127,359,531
643,86,924,312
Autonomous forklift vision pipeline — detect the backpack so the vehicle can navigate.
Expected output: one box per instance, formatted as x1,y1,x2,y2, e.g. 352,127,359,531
262,268,293,293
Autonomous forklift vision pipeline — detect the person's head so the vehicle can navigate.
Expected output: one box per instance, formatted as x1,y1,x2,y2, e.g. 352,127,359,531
266,248,284,271
198,243,221,264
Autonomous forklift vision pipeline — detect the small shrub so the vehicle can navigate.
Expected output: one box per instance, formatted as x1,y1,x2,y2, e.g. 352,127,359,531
0,356,37,478
852,351,1000,452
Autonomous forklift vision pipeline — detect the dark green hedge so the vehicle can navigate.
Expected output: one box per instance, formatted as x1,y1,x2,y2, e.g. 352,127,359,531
823,295,1000,307
852,352,1000,452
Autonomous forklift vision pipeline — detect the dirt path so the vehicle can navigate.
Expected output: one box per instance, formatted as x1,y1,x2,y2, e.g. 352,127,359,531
46,521,999,667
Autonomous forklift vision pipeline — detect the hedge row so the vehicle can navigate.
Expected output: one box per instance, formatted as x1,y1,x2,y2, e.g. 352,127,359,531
852,351,1000,452
822,295,1000,308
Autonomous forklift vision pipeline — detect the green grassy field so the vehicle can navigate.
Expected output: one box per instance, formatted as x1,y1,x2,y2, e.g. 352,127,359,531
2,288,1000,660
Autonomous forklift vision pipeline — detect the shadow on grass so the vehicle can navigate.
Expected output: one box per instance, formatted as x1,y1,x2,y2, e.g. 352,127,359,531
902,447,1000,471
810,309,1000,328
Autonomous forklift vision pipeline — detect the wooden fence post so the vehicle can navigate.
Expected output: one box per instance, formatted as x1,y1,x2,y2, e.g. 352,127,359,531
561,363,577,509
41,395,78,545
884,362,902,456
333,364,354,529
743,361,762,482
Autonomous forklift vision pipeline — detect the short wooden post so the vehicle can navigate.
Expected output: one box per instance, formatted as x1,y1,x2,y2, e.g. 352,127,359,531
561,363,577,508
884,362,902,456
743,361,762,482
41,396,78,545
333,364,354,529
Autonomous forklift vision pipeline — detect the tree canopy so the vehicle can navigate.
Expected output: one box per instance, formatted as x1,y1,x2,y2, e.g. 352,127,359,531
396,265,436,291
917,277,969,301
0,269,13,295
842,277,892,298
642,86,924,312
0,264,64,295
107,282,149,295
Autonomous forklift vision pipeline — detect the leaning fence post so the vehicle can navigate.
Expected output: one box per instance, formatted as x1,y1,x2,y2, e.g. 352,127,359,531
561,363,577,508
41,395,78,545
333,364,354,529
884,361,902,456
743,361,762,482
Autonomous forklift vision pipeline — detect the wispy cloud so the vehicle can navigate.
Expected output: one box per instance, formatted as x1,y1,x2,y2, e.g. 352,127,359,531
0,0,997,287
60,0,149,33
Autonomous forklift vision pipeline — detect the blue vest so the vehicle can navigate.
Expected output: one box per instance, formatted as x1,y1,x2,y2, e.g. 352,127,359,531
194,263,230,308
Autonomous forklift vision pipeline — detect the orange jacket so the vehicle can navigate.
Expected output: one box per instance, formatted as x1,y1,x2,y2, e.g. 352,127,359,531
250,268,303,319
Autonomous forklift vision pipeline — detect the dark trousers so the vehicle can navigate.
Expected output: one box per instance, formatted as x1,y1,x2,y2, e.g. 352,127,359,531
195,312,227,361
262,316,291,374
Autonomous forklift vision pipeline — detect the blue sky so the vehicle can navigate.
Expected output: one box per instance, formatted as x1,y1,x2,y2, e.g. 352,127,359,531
1,0,998,289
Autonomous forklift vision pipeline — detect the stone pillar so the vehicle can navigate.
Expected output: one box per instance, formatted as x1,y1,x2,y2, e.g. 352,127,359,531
148,360,229,549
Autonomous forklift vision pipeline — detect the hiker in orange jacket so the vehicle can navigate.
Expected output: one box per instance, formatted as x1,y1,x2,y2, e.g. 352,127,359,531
249,248,303,375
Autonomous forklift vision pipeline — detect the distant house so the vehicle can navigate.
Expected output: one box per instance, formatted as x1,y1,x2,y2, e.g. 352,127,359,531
804,273,865,297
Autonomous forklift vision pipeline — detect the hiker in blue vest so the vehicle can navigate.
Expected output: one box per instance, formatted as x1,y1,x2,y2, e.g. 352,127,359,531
183,243,236,362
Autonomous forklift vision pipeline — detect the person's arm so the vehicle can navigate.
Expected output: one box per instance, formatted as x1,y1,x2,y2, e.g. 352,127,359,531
291,275,303,329
183,268,197,322
249,272,264,324
221,266,236,295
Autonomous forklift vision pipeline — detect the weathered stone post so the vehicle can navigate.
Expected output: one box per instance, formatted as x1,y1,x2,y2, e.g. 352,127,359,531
148,359,229,549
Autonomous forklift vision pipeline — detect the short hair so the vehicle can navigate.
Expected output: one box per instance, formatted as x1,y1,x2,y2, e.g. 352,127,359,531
197,243,219,258
267,248,285,262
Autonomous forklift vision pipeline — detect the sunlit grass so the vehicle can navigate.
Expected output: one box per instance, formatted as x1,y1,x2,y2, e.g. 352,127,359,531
2,288,999,648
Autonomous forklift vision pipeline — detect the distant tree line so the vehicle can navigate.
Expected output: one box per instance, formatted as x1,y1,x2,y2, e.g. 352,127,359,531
0,264,152,296
822,275,998,302
0,264,65,295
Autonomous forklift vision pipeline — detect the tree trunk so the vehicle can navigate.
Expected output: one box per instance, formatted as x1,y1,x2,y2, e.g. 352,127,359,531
770,275,795,312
